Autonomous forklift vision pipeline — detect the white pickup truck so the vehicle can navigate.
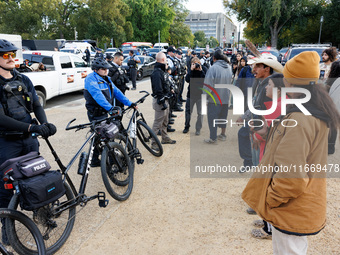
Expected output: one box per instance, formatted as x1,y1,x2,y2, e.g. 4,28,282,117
21,51,92,107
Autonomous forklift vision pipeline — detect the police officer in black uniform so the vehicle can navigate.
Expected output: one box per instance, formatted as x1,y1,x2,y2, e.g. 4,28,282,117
151,52,176,146
107,52,130,108
0,39,56,243
127,50,141,90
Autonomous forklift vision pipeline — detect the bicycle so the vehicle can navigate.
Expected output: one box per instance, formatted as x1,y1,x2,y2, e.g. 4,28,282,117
0,208,46,255
114,91,163,168
5,111,132,254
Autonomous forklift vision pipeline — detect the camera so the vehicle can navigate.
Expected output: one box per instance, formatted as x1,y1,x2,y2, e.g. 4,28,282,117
195,63,200,69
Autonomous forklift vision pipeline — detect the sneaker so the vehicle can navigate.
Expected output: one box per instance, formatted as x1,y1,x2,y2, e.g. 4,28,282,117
183,128,189,133
161,139,176,144
204,138,217,144
251,228,272,240
151,144,160,151
131,87,136,90
217,134,226,141
195,130,200,136
253,220,265,228
246,207,257,215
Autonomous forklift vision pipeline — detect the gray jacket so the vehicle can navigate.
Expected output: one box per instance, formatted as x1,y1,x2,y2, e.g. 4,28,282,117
203,60,232,105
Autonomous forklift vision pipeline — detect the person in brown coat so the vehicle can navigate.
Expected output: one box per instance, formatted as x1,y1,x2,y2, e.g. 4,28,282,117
242,51,340,254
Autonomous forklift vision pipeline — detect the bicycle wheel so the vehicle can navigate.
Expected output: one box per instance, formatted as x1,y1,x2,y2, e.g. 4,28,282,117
1,209,46,255
136,120,163,157
7,182,75,255
114,133,135,166
101,142,134,201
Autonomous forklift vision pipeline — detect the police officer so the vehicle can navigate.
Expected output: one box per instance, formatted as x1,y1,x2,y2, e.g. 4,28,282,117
166,46,177,75
107,52,130,109
127,50,141,90
175,50,187,104
0,39,56,243
151,52,176,147
84,58,135,167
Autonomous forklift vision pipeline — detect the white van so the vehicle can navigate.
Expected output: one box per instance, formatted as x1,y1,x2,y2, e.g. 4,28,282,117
64,42,96,59
153,43,169,49
0,33,23,68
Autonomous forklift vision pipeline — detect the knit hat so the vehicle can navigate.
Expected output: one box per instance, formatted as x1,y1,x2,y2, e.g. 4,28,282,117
283,51,320,85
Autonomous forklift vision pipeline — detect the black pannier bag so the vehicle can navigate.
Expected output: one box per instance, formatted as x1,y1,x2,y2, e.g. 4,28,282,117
18,171,65,211
0,151,50,179
95,121,119,139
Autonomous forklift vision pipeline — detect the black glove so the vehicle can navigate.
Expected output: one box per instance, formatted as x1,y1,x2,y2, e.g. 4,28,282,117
46,123,57,136
29,124,50,138
130,103,137,108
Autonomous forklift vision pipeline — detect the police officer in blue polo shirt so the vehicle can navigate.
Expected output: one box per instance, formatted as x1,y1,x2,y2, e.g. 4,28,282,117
84,58,135,166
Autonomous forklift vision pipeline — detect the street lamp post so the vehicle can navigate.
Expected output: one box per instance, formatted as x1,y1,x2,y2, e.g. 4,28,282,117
318,16,324,44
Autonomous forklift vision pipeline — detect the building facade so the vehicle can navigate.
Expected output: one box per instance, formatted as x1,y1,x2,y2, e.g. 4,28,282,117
185,12,237,48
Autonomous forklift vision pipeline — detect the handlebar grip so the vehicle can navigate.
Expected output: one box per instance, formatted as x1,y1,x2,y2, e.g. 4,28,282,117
65,118,77,130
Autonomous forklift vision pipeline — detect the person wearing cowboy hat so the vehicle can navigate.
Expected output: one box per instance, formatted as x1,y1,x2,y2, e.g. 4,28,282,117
237,53,283,166
237,54,284,230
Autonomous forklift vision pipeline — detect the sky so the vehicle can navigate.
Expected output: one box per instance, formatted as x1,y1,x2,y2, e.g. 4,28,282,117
184,0,245,38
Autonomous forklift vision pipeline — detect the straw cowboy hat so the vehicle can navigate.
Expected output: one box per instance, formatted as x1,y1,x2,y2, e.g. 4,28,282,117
248,53,284,73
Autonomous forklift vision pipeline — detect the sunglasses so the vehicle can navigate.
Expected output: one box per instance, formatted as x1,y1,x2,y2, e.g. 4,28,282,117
0,52,16,59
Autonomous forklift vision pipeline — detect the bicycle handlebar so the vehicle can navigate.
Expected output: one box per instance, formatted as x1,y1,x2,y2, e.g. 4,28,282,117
65,109,121,131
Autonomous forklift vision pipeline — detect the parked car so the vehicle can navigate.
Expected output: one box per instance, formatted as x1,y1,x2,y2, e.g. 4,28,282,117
148,48,164,59
21,50,92,107
60,48,84,59
258,48,280,61
281,44,330,66
104,48,118,57
122,55,156,80
225,48,233,55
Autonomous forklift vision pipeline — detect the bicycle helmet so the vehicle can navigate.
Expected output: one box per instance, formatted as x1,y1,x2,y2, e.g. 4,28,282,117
0,39,18,52
91,58,112,70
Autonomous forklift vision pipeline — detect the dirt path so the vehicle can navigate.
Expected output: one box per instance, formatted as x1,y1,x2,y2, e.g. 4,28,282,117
42,79,339,255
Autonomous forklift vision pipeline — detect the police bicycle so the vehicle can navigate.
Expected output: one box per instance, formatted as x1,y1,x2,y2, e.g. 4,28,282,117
5,110,132,254
1,208,46,255
114,91,163,168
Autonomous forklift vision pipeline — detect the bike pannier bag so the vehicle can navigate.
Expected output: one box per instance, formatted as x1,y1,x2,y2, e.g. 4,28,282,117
95,121,119,139
0,151,50,179
18,171,65,211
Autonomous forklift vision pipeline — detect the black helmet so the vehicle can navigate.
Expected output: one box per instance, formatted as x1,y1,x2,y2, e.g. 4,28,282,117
91,58,112,70
0,39,18,52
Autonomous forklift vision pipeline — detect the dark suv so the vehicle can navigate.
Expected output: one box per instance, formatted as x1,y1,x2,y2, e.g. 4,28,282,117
281,44,331,66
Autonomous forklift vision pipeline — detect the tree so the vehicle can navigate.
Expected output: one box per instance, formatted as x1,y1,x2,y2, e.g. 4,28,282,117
194,31,207,47
167,1,194,47
124,0,175,43
74,0,132,48
209,36,219,48
224,0,321,48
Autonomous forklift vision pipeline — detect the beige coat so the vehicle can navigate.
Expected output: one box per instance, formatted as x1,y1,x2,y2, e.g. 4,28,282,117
242,112,328,234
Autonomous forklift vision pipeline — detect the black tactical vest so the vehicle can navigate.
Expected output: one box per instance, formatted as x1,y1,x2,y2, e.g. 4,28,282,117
0,74,33,121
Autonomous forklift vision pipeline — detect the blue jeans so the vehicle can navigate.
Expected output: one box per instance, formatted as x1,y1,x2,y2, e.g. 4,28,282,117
238,124,253,167
207,103,229,140
250,135,260,166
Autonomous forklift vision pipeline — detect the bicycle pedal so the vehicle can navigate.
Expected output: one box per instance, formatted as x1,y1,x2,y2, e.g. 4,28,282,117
97,192,109,208
136,158,144,164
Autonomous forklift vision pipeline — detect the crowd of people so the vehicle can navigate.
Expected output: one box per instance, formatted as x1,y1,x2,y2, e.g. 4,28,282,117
0,37,340,254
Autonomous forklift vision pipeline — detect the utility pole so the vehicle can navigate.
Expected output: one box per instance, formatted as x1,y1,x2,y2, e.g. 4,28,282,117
318,16,324,44
158,30,160,46
237,23,241,51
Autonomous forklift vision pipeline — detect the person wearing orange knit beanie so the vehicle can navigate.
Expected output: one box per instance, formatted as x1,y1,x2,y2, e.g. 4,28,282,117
242,51,340,255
